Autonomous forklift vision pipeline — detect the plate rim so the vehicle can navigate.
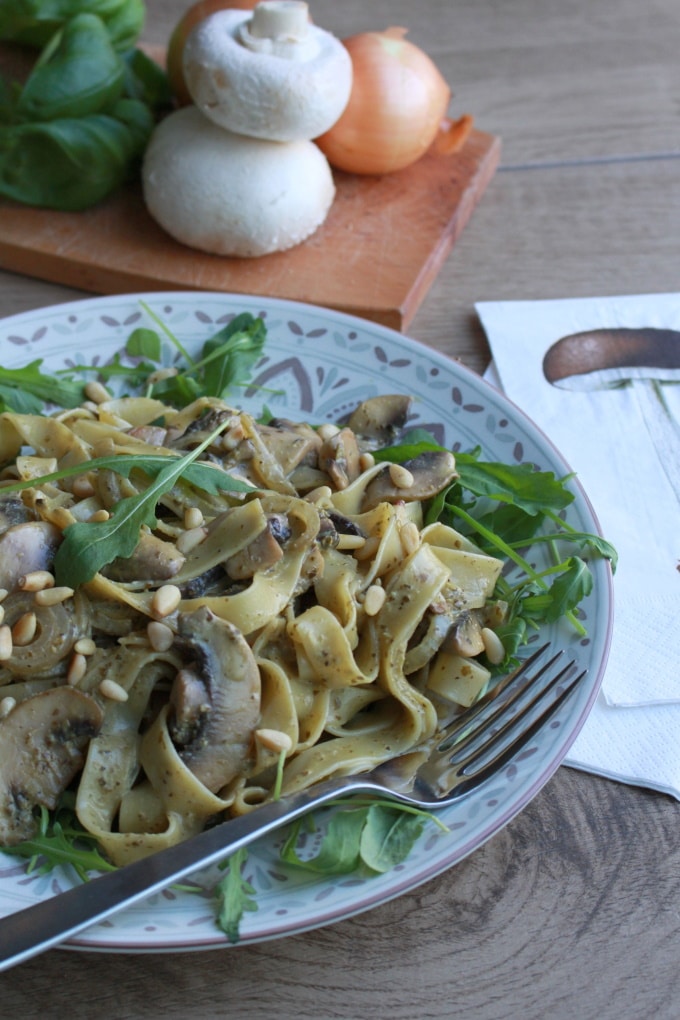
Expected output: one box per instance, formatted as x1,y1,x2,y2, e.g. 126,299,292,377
0,290,614,953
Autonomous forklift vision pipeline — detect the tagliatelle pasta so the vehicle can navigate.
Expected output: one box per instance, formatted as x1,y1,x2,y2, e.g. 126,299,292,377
0,392,506,866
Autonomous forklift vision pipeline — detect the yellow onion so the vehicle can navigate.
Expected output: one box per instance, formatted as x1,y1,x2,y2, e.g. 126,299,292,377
315,27,451,175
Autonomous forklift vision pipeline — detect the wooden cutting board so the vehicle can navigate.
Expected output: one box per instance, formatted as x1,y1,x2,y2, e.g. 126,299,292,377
0,127,500,331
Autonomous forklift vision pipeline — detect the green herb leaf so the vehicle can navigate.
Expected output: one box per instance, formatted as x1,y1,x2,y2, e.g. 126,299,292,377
215,848,258,944
199,314,267,399
280,808,366,874
126,327,162,361
0,453,254,498
0,359,83,411
525,556,594,623
3,800,116,883
15,13,124,122
53,421,233,587
359,805,427,873
455,453,574,516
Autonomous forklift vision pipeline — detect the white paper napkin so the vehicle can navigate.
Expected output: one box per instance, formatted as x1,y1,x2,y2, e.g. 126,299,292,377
477,293,680,800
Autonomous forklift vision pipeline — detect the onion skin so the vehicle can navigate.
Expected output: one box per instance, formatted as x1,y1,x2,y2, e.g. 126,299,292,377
166,0,258,107
315,27,451,175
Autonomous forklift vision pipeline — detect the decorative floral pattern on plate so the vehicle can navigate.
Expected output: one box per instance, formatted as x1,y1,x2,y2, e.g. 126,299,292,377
0,293,612,953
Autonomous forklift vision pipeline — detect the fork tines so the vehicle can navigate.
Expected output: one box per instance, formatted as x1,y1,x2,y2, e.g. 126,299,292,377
433,643,587,796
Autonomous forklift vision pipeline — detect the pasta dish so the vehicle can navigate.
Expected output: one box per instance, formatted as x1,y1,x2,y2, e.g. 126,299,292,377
0,387,507,866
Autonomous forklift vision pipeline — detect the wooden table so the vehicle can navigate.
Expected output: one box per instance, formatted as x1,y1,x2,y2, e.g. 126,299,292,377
1,1,679,1016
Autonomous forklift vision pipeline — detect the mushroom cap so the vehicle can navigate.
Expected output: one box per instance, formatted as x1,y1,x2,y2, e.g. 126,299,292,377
142,106,336,257
171,606,261,793
0,687,103,845
183,7,352,142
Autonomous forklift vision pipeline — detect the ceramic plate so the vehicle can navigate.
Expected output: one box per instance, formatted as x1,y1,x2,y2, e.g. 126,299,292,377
0,292,613,953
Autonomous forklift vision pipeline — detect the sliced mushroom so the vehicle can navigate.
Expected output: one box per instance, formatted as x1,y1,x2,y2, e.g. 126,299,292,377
362,450,458,511
255,422,322,477
103,531,186,583
0,520,61,593
348,394,413,446
319,427,362,490
0,687,103,845
0,496,35,535
443,610,485,658
225,520,285,580
1,590,89,677
170,607,261,793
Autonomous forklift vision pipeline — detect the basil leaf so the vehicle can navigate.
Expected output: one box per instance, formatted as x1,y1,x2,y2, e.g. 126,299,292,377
0,98,152,209
16,13,124,121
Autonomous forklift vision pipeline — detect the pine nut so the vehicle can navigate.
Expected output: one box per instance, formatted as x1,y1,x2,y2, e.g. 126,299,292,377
481,627,505,665
84,380,110,404
151,584,182,618
0,696,16,718
66,652,88,685
400,521,420,556
359,452,376,471
336,533,367,551
74,638,97,656
305,485,333,505
184,507,204,530
146,367,178,385
35,586,74,607
18,570,54,592
221,422,246,451
255,728,293,754
389,463,415,489
363,584,386,616
89,509,111,522
99,678,129,702
0,625,11,660
353,534,381,562
317,423,340,441
12,611,37,646
0,589,8,603
147,621,175,652
0,606,4,625
176,526,207,554
72,476,95,499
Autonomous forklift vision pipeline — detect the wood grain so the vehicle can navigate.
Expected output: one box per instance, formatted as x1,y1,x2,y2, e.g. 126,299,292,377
1,0,679,1016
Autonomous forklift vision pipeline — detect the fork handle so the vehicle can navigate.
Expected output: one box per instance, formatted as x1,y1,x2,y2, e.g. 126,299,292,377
0,774,369,972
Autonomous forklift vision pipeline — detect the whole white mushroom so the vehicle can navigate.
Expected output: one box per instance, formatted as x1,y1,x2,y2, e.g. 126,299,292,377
183,1,353,142
142,106,336,257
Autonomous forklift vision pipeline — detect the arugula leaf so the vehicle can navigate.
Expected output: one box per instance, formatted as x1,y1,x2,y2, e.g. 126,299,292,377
280,808,366,875
0,359,84,411
196,313,268,399
280,802,434,876
358,805,427,873
519,556,594,624
53,420,234,587
215,848,259,944
3,799,115,883
454,453,574,516
0,453,254,498
125,327,162,361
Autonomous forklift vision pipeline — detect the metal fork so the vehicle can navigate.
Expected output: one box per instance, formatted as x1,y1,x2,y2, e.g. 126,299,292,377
0,643,585,971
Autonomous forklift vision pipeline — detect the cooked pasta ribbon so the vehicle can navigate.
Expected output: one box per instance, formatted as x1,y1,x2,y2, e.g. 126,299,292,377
0,394,507,860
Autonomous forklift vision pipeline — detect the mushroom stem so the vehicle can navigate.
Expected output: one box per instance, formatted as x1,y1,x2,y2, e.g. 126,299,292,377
239,1,316,60
250,1,309,41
